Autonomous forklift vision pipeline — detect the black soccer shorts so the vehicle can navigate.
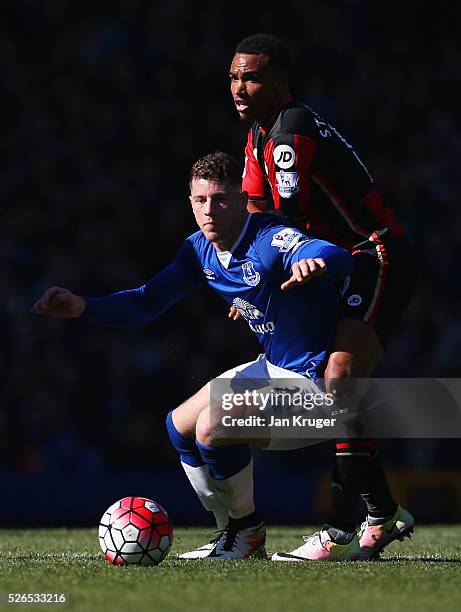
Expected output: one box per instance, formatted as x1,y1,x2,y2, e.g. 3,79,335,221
339,236,415,349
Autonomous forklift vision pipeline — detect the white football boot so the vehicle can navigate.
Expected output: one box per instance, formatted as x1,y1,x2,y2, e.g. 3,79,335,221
204,522,266,560
179,524,266,560
178,533,222,559
272,526,360,561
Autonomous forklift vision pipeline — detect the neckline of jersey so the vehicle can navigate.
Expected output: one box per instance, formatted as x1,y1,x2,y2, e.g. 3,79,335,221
258,94,293,133
215,214,252,269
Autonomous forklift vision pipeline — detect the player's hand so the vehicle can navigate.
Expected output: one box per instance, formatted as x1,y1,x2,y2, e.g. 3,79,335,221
281,258,327,291
228,306,242,321
31,287,86,318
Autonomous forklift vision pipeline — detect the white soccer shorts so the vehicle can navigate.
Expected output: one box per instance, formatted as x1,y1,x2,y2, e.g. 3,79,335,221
209,354,330,451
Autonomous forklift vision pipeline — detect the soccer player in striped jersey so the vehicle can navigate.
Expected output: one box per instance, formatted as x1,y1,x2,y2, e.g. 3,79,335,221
226,33,415,561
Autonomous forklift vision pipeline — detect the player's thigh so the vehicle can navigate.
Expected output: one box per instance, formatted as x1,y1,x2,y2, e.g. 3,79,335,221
174,355,269,438
207,359,326,449
196,404,271,448
326,254,385,388
327,317,383,380
207,356,272,445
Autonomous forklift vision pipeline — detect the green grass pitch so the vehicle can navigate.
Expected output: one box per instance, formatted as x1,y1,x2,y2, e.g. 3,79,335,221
1,526,461,612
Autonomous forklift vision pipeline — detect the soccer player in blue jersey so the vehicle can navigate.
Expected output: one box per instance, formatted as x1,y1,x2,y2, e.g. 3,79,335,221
32,151,354,560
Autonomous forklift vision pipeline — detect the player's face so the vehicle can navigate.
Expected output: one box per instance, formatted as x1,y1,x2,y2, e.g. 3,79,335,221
229,53,288,124
190,179,247,250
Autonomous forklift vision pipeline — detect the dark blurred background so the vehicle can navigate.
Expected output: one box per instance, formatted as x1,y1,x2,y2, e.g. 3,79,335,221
1,0,460,526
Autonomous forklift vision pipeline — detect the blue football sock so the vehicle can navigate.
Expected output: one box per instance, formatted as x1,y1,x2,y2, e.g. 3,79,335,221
195,441,252,480
166,411,204,468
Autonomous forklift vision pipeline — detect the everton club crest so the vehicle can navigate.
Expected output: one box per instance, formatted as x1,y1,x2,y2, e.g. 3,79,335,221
242,261,260,287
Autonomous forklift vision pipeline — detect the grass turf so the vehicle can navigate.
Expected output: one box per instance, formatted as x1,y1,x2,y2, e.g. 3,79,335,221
1,526,461,612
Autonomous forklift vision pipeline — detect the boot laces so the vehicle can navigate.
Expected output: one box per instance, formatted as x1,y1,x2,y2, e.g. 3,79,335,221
222,525,240,552
302,531,327,550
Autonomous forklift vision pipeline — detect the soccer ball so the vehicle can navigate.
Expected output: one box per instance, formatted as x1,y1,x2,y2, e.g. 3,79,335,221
98,496,173,565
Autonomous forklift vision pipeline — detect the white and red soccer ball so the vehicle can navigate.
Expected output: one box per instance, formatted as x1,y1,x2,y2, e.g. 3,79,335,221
99,496,173,565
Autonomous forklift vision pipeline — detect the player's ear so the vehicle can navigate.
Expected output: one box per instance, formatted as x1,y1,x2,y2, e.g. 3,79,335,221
189,195,193,206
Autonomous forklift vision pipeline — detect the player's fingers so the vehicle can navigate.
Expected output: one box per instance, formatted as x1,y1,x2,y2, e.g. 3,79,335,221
31,300,45,314
41,286,67,306
312,258,327,275
292,263,304,283
52,292,70,304
228,306,241,321
31,293,55,313
31,299,55,314
314,258,327,270
302,258,327,277
292,261,312,284
298,259,310,278
31,287,70,314
281,275,297,291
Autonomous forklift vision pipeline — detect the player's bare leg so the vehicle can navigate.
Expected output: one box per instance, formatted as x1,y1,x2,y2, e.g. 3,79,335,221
325,317,383,384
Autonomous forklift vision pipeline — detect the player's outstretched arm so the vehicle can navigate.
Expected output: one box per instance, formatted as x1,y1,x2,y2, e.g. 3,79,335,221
30,240,203,328
281,258,327,291
31,287,85,318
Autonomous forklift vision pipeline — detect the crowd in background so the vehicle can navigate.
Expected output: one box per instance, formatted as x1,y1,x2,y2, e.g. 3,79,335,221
1,0,460,476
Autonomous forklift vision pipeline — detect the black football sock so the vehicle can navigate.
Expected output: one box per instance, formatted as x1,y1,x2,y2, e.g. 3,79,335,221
329,439,397,528
326,443,361,533
360,450,398,519
227,511,263,530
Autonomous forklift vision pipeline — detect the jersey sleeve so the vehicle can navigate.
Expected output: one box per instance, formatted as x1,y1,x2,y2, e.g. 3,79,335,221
265,132,317,222
255,225,353,282
242,130,268,208
292,239,354,281
82,238,203,326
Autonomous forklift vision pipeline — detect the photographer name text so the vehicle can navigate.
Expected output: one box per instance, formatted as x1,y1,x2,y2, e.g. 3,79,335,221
221,415,336,428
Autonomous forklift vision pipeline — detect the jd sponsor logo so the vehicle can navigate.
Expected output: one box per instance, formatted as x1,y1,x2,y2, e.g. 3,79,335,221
273,144,295,169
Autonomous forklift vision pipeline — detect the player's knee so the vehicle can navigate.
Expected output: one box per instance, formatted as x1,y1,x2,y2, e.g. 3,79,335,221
195,410,215,447
169,401,199,438
325,352,355,399
326,352,352,379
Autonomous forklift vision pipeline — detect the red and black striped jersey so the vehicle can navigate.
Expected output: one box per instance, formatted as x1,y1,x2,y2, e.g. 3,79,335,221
242,96,404,251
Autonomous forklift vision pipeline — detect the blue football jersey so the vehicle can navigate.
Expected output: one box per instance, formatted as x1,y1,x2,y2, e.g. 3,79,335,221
84,214,353,378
